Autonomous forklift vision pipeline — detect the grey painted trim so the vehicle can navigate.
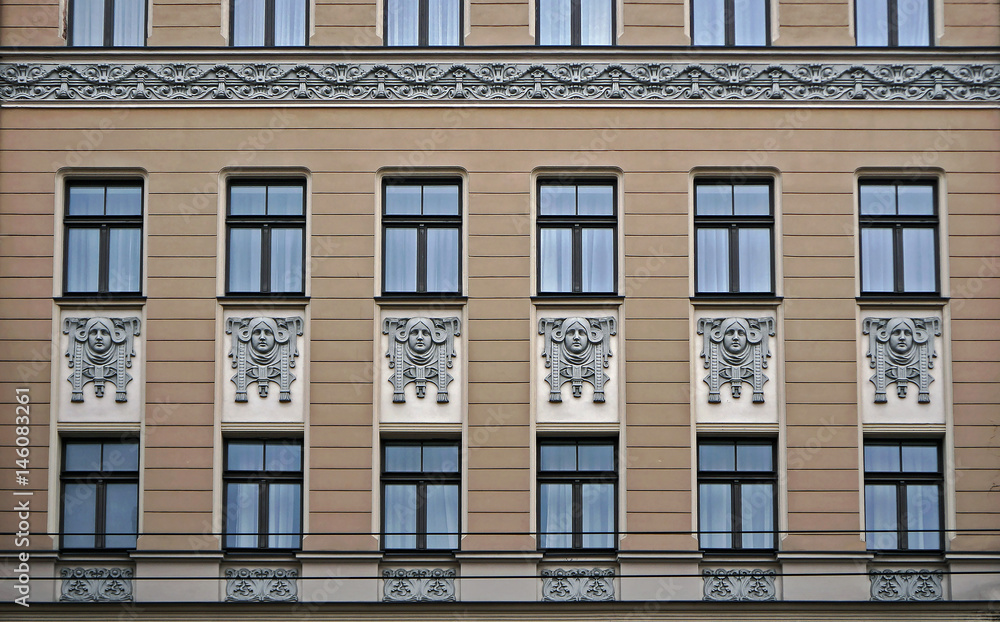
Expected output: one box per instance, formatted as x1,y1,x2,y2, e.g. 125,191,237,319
224,568,299,602
541,568,616,602
60,567,133,602
862,316,940,404
702,568,777,601
226,316,303,403
869,569,943,601
382,568,457,602
63,317,140,403
1,62,997,103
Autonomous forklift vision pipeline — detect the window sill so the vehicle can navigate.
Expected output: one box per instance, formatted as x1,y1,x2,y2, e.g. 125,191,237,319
690,295,782,306
531,295,624,305
868,550,946,560
380,551,459,561
699,550,778,561
217,295,309,307
54,296,146,307
856,296,948,306
222,549,302,559
375,295,468,304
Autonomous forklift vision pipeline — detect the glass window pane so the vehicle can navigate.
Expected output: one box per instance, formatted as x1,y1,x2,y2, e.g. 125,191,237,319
865,444,901,472
108,228,141,293
423,184,460,215
860,184,896,215
538,0,572,45
270,227,303,293
274,0,307,46
901,445,938,473
232,0,266,46
68,186,106,215
228,441,265,471
733,0,768,45
580,0,613,45
226,482,259,548
699,443,736,471
906,484,940,549
897,185,934,215
423,445,459,472
63,483,97,548
578,184,614,216
229,228,262,292
896,0,930,46
268,483,301,548
102,441,139,472
901,228,936,292
105,186,142,216
539,185,576,215
856,0,889,45
384,228,418,292
865,484,898,550
692,0,726,45
696,184,732,215
539,227,573,292
104,483,138,548
426,484,459,549
384,484,418,548
386,0,420,45
540,444,577,471
113,0,146,46
66,228,101,292
267,185,304,216
65,443,103,472
385,445,422,472
539,483,573,548
581,483,614,548
428,0,462,45
385,184,422,215
741,483,774,549
699,483,732,548
738,228,771,293
736,443,772,471
230,185,267,216
72,0,105,46
426,228,460,293
581,228,614,293
734,184,770,215
265,442,302,472
860,228,894,293
697,228,729,293
578,444,615,471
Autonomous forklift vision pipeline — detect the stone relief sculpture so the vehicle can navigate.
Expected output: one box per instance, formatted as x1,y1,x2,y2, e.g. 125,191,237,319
64,317,141,403
227,316,303,403
225,568,298,602
869,569,943,602
539,317,617,403
60,567,133,602
541,568,616,602
863,317,940,404
383,317,461,403
702,569,776,602
382,568,456,602
698,317,775,404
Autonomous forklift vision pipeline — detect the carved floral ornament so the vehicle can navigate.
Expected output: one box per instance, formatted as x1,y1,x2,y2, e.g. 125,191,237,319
64,317,140,403
383,317,461,404
382,568,456,602
60,567,133,602
539,317,617,403
863,317,940,404
225,568,298,602
698,317,774,404
227,316,303,403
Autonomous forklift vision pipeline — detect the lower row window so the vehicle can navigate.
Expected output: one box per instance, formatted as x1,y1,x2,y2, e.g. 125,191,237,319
698,439,776,551
864,440,942,551
382,441,461,551
538,439,617,550
61,438,139,550
224,439,303,550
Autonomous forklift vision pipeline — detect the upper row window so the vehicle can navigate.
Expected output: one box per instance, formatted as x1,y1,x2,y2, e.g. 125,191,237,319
70,0,146,46
64,180,143,296
231,0,308,46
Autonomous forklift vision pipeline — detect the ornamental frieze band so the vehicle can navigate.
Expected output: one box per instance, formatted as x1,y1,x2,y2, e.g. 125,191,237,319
1,62,997,103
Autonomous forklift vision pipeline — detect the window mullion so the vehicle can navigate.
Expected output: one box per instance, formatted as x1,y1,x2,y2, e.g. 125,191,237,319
572,224,582,293
96,481,107,548
420,0,429,46
99,224,111,293
259,481,269,549
417,225,428,293
572,481,583,549
571,0,582,45
266,0,276,47
105,0,115,46
893,224,904,293
261,225,272,293
729,224,740,293
725,0,736,45
417,482,428,550
732,481,742,549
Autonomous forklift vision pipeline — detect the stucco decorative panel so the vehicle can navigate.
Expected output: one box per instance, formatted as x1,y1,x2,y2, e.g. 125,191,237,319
225,568,298,602
227,316,303,403
383,317,461,404
63,316,140,403
382,568,456,602
541,568,615,602
702,568,776,601
60,567,133,602
862,317,940,404
540,316,616,403
698,317,774,404
869,569,943,602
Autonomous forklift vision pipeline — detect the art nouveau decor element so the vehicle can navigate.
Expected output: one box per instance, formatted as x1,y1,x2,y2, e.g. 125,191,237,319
382,568,456,602
60,567,133,602
869,569,943,602
539,316,617,403
226,316,304,403
383,317,461,404
225,568,298,602
702,568,776,601
698,317,774,404
541,568,615,602
862,317,940,404
63,317,140,403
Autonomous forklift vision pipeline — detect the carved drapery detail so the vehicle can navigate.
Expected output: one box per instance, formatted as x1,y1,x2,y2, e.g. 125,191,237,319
540,316,616,403
63,317,140,403
863,317,940,404
226,316,303,402
698,317,774,403
382,568,456,602
2,62,997,103
869,569,943,601
541,568,615,601
225,568,298,602
60,567,133,602
702,568,776,601
383,317,461,403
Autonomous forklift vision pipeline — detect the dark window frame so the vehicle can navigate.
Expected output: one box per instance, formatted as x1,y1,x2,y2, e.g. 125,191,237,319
383,0,464,46
690,0,771,46
536,178,618,296
225,178,307,297
59,438,139,551
381,177,463,296
68,0,148,46
697,438,778,552
229,0,310,47
854,0,933,47
693,178,776,296
864,439,944,552
63,179,144,297
536,438,618,552
535,0,617,46
222,438,304,552
380,440,462,553
858,178,940,296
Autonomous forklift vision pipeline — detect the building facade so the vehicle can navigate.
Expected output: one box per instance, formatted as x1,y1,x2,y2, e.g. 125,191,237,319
1,0,999,619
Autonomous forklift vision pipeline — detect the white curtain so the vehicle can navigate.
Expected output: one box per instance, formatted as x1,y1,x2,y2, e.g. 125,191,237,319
108,228,142,293
268,483,301,548
540,483,573,548
63,483,98,548
270,228,303,293
737,228,770,293
740,483,773,548
229,229,262,292
233,0,266,45
733,0,767,45
580,0,613,45
105,483,139,548
896,0,930,45
865,484,897,549
581,483,614,548
428,0,461,45
73,0,104,45
539,228,573,292
425,484,459,549
905,485,939,550
539,0,571,44
426,228,459,292
856,0,889,45
581,228,614,292
67,228,101,292
275,0,307,45
387,0,420,45
699,483,732,548
692,0,725,45
697,228,729,293
902,228,935,292
113,0,146,45
384,485,418,548
860,228,893,292
226,483,259,548
384,228,418,291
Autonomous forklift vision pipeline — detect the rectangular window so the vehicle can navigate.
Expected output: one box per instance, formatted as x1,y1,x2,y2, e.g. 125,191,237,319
859,179,938,295
538,439,617,550
537,0,614,45
64,180,143,296
231,0,308,46
864,441,942,551
61,438,139,550
697,439,776,551
856,0,931,46
70,0,146,46
537,179,616,295
694,179,774,295
224,439,303,550
692,0,769,46
385,0,462,45
382,178,462,295
226,179,306,295
381,441,460,551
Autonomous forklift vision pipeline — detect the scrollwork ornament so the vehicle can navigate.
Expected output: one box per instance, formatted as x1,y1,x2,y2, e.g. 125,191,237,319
862,317,940,403
541,568,615,602
539,317,616,403
63,317,140,403
869,569,942,601
226,316,303,402
224,568,298,602
381,568,456,602
60,567,133,602
383,317,461,403
698,317,774,403
702,568,776,601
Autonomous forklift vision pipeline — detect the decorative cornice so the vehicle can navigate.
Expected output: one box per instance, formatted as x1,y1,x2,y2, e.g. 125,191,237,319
59,567,133,602
1,61,997,103
224,568,299,602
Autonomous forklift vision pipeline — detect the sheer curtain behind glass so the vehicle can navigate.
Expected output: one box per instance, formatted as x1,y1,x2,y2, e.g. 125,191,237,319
428,0,461,44
66,229,101,292
733,0,767,45
114,0,146,45
699,483,732,548
539,0,572,44
275,0,307,45
581,228,614,292
540,484,573,548
72,0,104,45
270,228,303,293
425,484,459,549
581,483,614,548
226,483,260,548
387,0,420,44
268,483,301,548
384,485,418,548
233,0,266,45
539,228,572,292
896,0,929,45
692,0,725,45
856,0,889,44
580,0,613,44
